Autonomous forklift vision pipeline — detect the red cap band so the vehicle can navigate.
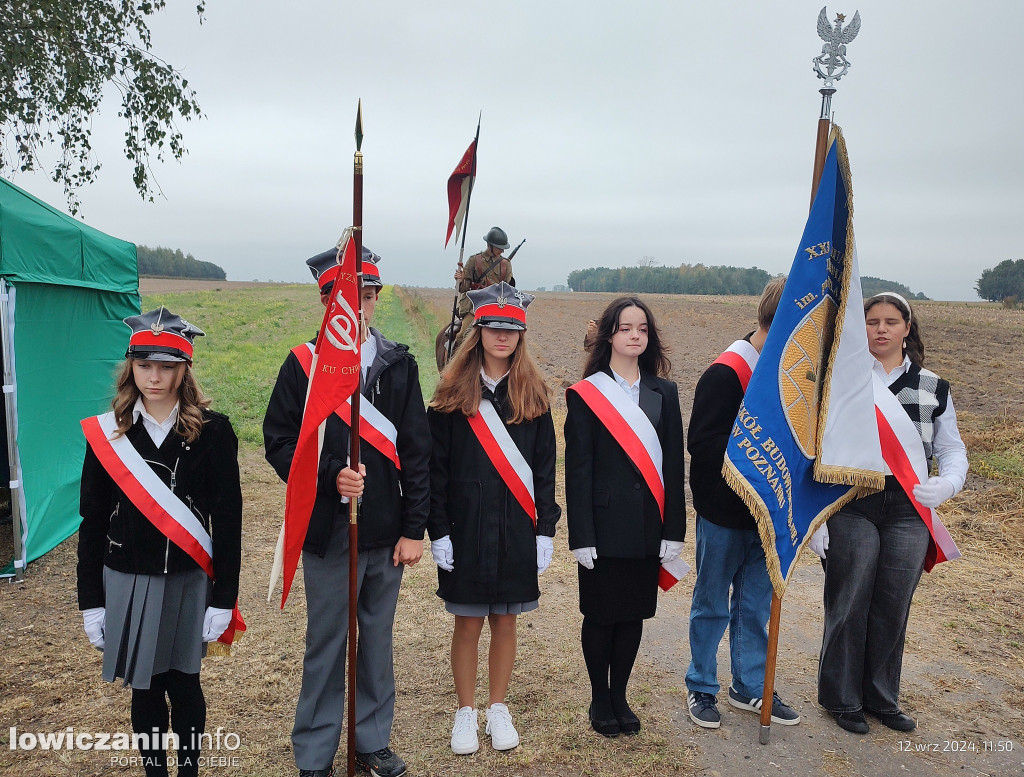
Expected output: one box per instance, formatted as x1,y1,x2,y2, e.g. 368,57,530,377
128,330,194,359
474,303,527,324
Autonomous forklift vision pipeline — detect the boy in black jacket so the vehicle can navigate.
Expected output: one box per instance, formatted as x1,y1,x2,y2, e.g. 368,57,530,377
684,277,801,730
263,249,430,777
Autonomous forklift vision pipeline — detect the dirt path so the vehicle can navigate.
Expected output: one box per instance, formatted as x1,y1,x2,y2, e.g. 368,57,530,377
413,287,1024,777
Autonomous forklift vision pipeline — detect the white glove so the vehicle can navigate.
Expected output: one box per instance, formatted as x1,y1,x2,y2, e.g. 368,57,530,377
536,535,554,574
913,476,956,509
82,607,105,650
808,525,829,560
431,536,455,571
202,607,233,642
572,547,598,570
659,539,684,564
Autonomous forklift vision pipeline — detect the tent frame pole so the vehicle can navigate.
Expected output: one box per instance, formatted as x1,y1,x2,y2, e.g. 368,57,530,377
0,278,25,583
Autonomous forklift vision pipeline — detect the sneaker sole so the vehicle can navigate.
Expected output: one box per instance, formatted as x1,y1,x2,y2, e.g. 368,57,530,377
688,708,721,729
490,736,520,751
354,761,405,773
451,739,479,755
727,695,801,725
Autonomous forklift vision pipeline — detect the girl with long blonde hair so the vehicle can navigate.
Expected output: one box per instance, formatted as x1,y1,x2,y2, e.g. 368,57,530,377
427,282,561,756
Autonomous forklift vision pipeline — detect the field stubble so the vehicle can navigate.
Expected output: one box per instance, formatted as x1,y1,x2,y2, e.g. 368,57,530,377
1,283,1021,777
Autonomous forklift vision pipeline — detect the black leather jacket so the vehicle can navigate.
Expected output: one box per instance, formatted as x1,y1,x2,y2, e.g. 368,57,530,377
77,410,242,610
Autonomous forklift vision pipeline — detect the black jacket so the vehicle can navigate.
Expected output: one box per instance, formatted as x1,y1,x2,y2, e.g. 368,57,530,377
427,379,560,604
688,338,757,530
77,410,242,611
565,370,686,558
263,329,430,555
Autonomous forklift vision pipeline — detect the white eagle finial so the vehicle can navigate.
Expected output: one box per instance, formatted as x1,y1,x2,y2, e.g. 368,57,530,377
813,7,861,87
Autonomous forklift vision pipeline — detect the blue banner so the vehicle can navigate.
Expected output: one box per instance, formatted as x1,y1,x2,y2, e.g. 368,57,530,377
723,128,884,595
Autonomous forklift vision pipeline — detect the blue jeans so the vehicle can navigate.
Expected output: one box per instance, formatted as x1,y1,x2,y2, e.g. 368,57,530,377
818,484,929,714
685,515,773,699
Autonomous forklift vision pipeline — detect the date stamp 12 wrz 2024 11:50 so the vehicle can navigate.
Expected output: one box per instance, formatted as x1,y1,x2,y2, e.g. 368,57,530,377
898,739,1015,754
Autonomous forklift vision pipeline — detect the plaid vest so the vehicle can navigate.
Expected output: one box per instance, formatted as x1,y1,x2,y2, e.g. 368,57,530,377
888,363,950,460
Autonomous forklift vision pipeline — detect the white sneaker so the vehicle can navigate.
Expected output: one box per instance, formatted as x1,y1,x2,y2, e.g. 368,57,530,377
450,706,479,755
485,703,520,751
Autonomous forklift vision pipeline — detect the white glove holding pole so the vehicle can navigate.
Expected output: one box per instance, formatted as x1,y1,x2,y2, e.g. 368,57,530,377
913,476,956,509
572,547,598,570
202,607,233,642
536,535,554,574
82,607,105,650
809,525,829,560
431,536,454,571
659,539,684,564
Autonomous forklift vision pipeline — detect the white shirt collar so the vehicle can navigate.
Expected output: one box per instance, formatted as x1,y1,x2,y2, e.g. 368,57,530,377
133,398,179,447
480,367,510,393
872,354,912,387
361,331,377,375
610,368,642,405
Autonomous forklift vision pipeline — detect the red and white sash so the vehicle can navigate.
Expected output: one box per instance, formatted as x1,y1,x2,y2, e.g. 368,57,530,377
712,339,759,392
466,399,536,525
872,374,961,571
292,343,401,470
567,372,665,519
81,412,245,645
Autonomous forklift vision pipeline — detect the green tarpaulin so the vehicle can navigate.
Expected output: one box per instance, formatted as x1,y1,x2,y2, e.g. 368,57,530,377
0,176,140,576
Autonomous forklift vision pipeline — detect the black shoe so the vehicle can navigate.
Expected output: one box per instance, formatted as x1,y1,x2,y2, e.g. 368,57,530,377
588,703,621,738
355,748,406,777
298,769,334,777
611,699,641,735
867,708,916,732
832,711,869,734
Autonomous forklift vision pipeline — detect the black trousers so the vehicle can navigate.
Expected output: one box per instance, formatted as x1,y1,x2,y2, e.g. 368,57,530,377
818,486,930,714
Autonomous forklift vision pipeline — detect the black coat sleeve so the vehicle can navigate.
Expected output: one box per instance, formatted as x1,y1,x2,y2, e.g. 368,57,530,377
77,441,114,610
564,390,598,551
263,351,345,492
687,364,750,524
395,358,431,540
207,415,243,610
426,407,452,540
533,410,561,538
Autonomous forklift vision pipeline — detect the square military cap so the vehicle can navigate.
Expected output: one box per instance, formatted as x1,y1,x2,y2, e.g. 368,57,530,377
467,281,534,330
306,245,383,292
124,306,205,363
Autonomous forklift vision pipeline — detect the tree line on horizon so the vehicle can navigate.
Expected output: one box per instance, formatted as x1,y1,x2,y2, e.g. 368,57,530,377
566,264,929,299
976,259,1024,306
137,245,226,280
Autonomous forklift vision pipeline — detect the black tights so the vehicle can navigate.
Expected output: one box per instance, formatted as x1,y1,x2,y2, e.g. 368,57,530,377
581,617,643,719
130,670,206,777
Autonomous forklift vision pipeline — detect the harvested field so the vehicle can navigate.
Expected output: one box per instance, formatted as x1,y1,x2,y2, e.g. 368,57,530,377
1,284,1022,777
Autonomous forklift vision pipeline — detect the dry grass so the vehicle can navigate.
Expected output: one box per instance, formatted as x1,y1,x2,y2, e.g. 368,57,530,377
3,287,1024,776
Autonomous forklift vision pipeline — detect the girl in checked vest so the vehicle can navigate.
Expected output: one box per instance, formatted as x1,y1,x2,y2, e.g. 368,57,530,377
815,292,968,735
77,307,242,777
427,281,560,756
565,296,686,738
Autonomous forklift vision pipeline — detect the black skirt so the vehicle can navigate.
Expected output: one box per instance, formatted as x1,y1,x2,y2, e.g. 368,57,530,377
578,556,660,624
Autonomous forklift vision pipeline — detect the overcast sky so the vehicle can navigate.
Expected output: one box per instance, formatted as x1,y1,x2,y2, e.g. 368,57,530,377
10,1,1023,300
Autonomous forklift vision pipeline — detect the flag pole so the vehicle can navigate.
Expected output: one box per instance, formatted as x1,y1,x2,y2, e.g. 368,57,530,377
760,7,861,746
444,113,481,363
347,99,365,777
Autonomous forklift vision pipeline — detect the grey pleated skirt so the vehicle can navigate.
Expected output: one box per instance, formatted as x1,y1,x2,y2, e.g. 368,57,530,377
101,566,209,690
444,599,539,617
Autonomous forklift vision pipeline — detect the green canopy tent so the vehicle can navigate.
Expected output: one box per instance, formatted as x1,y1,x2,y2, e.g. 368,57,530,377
0,176,140,580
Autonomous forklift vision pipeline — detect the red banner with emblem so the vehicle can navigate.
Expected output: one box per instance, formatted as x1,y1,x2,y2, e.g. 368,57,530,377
280,230,361,606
